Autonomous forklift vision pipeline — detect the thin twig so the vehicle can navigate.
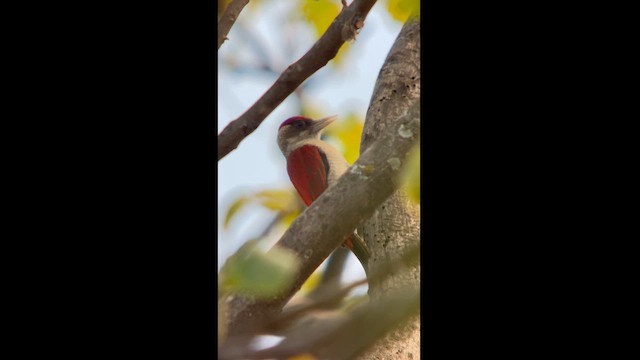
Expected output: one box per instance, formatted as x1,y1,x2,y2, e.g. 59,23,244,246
271,278,368,330
218,0,250,50
312,247,350,296
217,0,378,161
218,278,366,359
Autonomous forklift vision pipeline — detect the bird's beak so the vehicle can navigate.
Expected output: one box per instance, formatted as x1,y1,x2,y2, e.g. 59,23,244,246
310,115,337,134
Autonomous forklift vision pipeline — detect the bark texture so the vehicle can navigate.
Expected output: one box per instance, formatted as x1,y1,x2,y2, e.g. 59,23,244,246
217,0,250,50
356,17,421,360
220,101,420,339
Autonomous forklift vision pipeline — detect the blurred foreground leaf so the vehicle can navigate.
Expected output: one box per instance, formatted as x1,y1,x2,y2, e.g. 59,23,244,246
300,269,323,294
281,211,301,228
223,188,303,231
400,144,420,203
300,0,350,66
220,240,301,298
223,196,249,229
256,189,298,211
386,0,420,22
301,0,341,38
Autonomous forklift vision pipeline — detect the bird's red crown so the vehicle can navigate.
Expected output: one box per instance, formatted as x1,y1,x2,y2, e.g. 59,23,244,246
279,116,311,129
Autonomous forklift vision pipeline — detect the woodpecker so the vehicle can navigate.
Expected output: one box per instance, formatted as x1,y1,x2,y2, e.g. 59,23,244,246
277,115,370,272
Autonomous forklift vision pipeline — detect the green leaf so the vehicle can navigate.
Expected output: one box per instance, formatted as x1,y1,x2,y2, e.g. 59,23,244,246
223,196,249,229
385,0,420,22
400,144,420,203
220,241,301,298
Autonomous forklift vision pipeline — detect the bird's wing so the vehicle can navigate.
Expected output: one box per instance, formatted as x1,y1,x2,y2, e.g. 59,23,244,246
287,145,330,206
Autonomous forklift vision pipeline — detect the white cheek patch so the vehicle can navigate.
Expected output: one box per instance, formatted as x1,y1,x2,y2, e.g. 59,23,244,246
280,128,316,157
285,137,302,155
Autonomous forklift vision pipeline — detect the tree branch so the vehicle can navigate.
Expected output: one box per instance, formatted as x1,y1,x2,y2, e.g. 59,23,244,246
218,0,250,50
308,247,350,304
217,0,378,161
309,287,420,360
220,99,420,337
218,278,367,359
269,278,368,333
219,285,419,360
219,242,419,358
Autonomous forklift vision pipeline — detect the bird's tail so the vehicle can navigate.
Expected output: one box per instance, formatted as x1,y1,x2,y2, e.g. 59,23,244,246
344,231,370,277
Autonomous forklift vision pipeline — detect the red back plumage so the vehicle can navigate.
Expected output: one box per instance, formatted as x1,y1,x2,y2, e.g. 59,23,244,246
286,145,329,206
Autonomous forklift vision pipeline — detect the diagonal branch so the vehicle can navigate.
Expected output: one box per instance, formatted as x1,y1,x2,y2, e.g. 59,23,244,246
217,0,378,161
220,99,420,337
219,284,419,360
272,287,420,360
218,0,250,50
218,243,420,359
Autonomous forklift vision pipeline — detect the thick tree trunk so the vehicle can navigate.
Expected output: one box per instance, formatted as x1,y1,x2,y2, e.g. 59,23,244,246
357,16,421,360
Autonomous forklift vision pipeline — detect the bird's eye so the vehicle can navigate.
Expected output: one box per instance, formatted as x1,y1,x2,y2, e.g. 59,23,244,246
294,121,304,128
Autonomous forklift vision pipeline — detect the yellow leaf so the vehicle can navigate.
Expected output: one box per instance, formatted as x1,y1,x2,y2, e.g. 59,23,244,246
223,196,249,229
323,113,364,164
386,0,420,22
280,211,301,228
400,144,420,204
300,269,323,294
256,189,297,211
298,1,350,67
301,0,341,38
